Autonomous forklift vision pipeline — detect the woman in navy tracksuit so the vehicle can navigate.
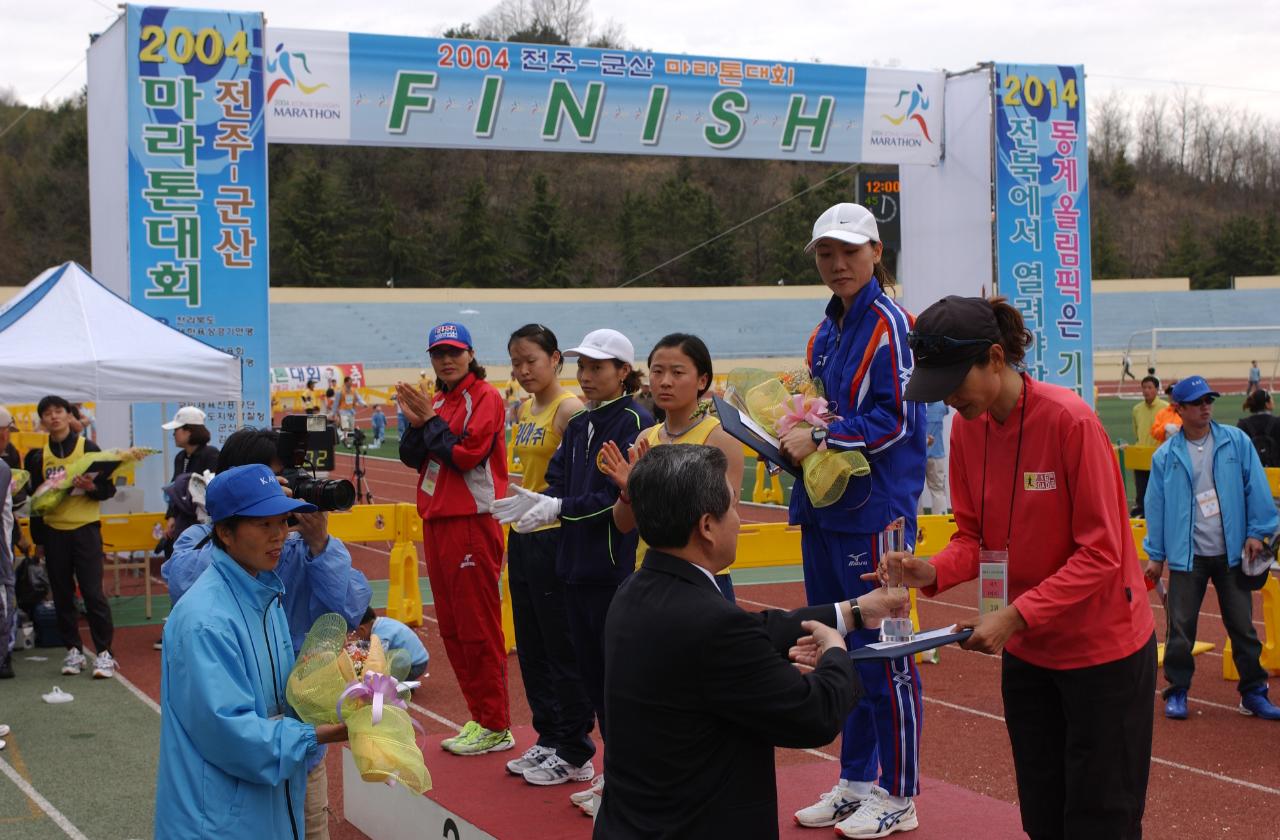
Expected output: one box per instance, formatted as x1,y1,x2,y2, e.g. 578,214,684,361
779,204,927,838
492,328,652,808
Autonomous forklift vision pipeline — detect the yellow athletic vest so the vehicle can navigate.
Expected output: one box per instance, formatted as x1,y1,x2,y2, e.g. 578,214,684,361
641,414,721,447
513,392,575,531
42,436,100,530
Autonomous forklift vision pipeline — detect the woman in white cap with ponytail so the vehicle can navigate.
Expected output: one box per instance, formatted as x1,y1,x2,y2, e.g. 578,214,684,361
160,406,219,558
492,327,653,813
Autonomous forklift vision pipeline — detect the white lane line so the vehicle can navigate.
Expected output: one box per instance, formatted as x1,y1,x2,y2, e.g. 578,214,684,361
0,756,92,840
116,672,161,715
925,688,1280,796
407,701,461,731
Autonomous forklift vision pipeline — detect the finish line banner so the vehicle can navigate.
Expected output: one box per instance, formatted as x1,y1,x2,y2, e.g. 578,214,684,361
264,29,943,165
993,63,1093,402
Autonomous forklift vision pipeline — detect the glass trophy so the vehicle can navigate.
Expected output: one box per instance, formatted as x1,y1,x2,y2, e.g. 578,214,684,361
878,517,914,643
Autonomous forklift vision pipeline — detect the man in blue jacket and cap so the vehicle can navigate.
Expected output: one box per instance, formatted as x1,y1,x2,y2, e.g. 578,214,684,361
1143,375,1280,721
155,464,349,839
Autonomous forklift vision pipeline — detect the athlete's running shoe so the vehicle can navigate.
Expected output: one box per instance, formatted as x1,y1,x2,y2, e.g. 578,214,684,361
441,720,480,751
793,783,866,827
571,774,604,808
506,744,555,775
523,754,595,786
834,788,918,838
447,725,515,756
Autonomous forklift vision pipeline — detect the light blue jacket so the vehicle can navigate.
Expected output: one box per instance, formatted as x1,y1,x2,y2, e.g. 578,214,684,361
155,547,317,839
1143,421,1278,571
373,616,429,668
163,524,371,653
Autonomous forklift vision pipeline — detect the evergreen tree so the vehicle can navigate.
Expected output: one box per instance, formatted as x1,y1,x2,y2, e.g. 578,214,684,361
1091,203,1128,279
274,165,346,285
617,190,645,283
521,172,576,287
1206,215,1270,288
449,178,506,287
1160,221,1205,288
685,192,739,285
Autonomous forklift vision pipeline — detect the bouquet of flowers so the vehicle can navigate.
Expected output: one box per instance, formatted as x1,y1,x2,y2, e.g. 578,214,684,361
726,368,869,508
286,613,430,793
30,447,158,517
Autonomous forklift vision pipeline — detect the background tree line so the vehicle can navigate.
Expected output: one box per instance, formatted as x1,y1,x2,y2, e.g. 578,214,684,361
1,0,1277,289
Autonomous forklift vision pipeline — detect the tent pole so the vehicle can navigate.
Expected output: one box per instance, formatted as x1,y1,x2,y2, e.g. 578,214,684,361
161,401,170,480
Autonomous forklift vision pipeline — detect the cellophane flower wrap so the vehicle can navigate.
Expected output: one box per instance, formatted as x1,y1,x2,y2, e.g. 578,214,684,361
30,447,158,516
726,369,869,507
286,613,430,793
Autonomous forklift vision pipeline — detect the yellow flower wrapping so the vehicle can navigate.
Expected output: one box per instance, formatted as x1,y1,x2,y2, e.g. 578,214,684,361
346,704,431,794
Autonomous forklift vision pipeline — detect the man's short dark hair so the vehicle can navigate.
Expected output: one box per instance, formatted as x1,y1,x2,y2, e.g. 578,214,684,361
1141,375,1160,388
216,427,280,473
37,395,72,417
630,445,732,549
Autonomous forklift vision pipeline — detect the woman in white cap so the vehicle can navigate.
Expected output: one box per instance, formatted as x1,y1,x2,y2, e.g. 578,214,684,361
491,327,653,813
161,406,220,555
780,203,928,838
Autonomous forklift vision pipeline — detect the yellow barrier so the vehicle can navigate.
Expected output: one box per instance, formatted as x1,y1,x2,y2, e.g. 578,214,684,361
1222,574,1280,679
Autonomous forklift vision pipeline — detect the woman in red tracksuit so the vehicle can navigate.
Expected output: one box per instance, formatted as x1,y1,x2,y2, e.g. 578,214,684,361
887,296,1156,839
397,321,512,756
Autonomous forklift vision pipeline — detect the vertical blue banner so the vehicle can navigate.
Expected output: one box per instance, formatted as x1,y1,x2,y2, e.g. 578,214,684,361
994,64,1092,403
126,5,270,438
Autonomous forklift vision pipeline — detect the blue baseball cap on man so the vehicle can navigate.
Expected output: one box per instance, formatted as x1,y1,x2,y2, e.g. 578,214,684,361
205,464,317,522
427,322,472,352
1170,375,1221,405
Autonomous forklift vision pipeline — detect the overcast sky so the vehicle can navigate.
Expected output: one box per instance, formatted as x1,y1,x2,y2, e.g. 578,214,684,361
3,0,1278,124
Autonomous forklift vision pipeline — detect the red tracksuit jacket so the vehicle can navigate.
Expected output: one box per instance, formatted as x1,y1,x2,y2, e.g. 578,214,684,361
925,376,1154,670
399,373,509,520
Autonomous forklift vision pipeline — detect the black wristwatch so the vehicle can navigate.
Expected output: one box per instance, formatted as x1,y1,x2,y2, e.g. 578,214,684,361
849,599,863,631
811,428,828,447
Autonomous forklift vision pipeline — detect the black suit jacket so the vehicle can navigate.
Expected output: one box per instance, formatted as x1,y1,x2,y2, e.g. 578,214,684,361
594,550,862,839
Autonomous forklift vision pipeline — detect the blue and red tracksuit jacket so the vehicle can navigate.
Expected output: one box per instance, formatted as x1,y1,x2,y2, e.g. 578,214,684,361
789,281,926,535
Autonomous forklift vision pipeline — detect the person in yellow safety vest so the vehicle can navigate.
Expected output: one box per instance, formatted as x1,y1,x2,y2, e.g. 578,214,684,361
22,395,118,680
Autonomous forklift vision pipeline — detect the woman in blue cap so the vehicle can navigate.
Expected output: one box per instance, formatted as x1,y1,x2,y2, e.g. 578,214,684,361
154,464,348,840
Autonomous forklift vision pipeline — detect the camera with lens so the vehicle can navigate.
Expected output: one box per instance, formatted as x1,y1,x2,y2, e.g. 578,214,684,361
275,414,356,511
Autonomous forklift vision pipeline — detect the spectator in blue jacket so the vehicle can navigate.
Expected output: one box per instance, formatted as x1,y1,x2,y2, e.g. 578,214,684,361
1143,375,1280,721
155,464,349,840
918,401,950,515
160,427,371,836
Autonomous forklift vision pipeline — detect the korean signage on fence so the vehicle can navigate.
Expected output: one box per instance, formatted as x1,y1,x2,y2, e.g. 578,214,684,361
126,5,270,435
264,29,944,166
993,63,1093,402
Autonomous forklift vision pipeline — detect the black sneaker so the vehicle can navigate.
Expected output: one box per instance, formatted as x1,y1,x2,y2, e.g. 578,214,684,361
0,654,13,679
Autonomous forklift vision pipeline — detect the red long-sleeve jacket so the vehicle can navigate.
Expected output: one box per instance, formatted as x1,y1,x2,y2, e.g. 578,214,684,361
925,376,1154,669
399,373,508,520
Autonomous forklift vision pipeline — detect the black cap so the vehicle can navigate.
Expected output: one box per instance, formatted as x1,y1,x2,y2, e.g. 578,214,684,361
904,296,1000,403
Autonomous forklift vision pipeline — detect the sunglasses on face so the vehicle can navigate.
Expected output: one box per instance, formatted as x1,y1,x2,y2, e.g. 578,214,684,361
906,332,992,362
1182,396,1215,407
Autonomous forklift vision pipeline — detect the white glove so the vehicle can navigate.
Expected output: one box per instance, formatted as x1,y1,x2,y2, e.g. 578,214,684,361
490,488,538,523
511,486,563,534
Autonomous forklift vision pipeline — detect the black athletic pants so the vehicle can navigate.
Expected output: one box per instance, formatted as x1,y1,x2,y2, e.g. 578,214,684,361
508,529,596,766
43,522,114,654
1002,633,1156,840
563,580,617,745
1164,554,1267,695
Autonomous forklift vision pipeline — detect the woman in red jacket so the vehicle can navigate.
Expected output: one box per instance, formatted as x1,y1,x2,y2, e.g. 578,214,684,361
397,322,512,756
881,296,1155,840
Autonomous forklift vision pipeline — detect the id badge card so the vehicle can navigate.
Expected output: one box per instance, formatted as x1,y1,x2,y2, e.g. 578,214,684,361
421,461,441,496
979,549,1009,614
1195,488,1220,519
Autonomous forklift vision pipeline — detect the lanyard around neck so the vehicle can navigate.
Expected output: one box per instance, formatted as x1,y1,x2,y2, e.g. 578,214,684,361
979,374,1028,552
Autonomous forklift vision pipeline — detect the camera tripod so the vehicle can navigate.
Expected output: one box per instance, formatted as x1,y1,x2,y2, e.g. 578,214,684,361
349,428,375,506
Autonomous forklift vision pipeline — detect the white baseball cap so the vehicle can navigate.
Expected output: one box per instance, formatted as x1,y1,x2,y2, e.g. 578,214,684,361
805,202,880,253
0,406,14,430
564,329,635,366
162,406,207,430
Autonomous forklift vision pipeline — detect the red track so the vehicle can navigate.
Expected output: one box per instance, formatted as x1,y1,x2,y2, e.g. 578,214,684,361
104,431,1278,838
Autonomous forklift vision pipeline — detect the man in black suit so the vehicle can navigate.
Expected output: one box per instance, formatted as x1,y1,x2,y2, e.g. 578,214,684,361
595,445,907,839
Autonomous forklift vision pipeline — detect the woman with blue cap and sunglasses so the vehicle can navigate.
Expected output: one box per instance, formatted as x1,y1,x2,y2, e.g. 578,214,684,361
155,463,349,840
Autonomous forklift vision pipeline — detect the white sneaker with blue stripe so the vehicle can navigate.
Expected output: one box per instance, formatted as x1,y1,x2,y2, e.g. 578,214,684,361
794,783,867,828
834,787,918,838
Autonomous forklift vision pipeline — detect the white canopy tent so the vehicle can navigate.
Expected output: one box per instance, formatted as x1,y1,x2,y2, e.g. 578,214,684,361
0,261,242,404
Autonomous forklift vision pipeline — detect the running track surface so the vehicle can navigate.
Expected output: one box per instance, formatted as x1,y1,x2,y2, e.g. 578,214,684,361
73,447,1280,838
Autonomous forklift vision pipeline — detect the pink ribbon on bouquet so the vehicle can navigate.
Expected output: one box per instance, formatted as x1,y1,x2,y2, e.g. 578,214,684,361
337,672,406,726
774,394,831,437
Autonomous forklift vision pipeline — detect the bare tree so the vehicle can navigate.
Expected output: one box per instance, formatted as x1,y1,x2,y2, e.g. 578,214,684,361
1091,91,1131,162
1136,93,1168,172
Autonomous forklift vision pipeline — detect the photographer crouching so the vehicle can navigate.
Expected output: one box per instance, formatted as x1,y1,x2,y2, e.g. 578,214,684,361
160,421,372,840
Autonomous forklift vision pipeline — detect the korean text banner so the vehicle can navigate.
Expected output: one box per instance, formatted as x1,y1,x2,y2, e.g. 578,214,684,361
264,29,944,165
993,64,1093,402
126,5,270,436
